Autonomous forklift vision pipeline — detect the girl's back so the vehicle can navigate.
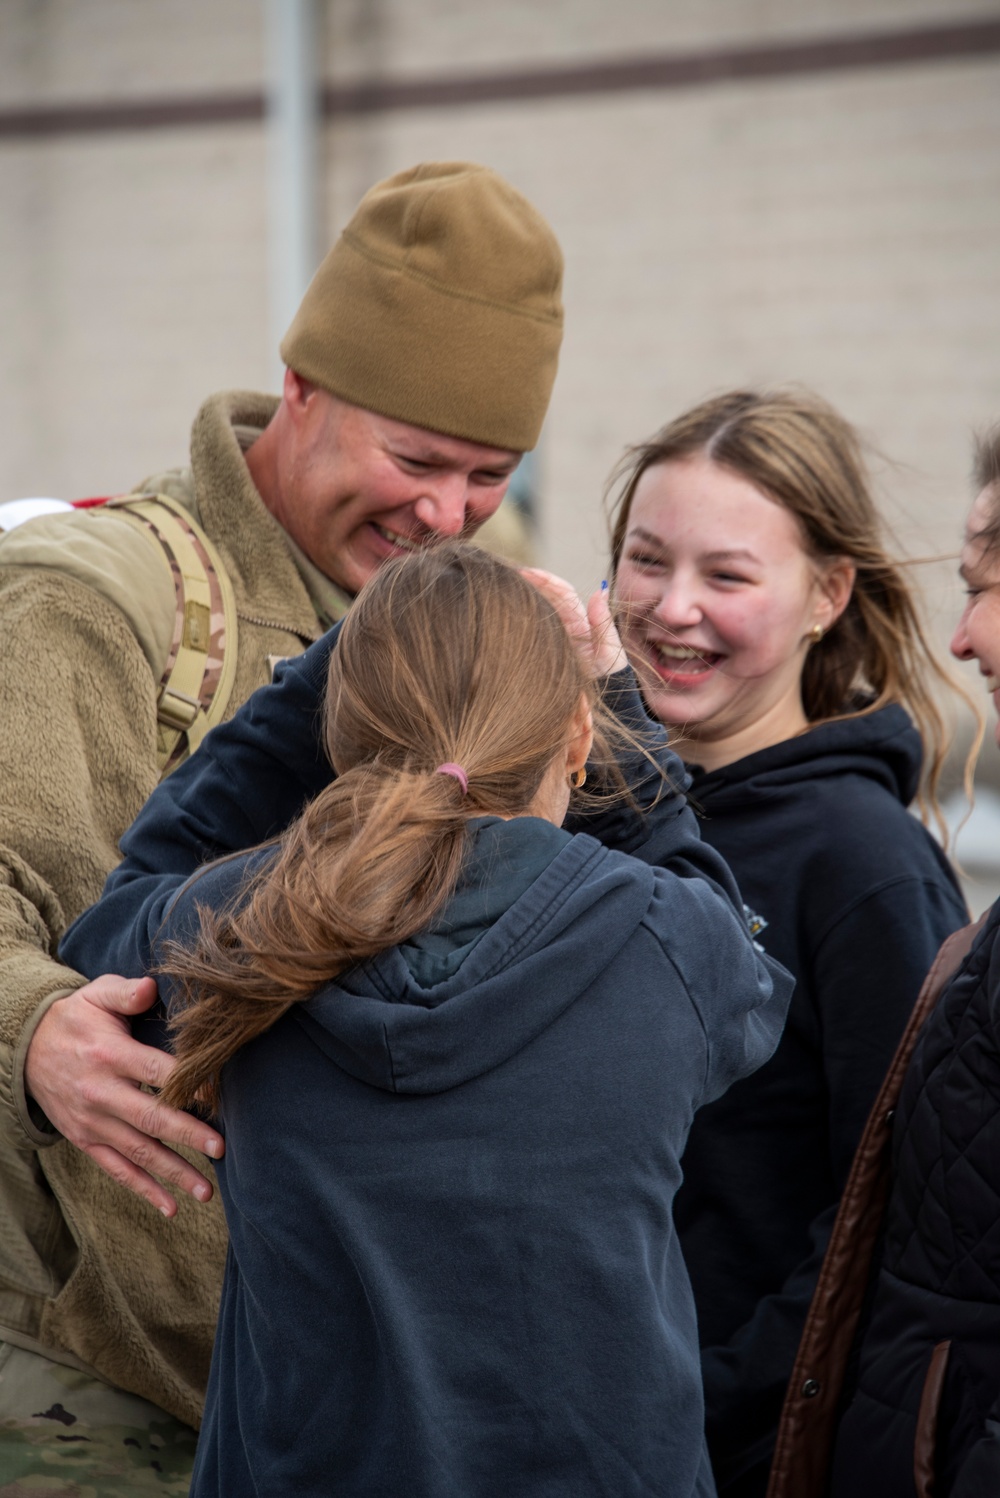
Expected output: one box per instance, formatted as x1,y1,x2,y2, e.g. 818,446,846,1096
151,545,790,1496
170,817,785,1497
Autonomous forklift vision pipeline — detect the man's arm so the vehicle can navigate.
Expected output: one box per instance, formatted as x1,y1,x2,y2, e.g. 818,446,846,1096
62,624,341,980
61,612,740,1212
0,564,226,1212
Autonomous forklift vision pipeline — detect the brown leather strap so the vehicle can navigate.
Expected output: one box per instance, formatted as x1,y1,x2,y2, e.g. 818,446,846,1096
766,915,986,1498
914,1340,951,1496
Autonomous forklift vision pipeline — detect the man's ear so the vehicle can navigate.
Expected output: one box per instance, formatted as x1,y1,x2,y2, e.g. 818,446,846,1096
283,367,317,421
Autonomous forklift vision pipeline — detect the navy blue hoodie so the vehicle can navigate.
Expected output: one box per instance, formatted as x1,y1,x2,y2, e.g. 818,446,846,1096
157,813,791,1498
671,705,967,1495
64,644,796,1498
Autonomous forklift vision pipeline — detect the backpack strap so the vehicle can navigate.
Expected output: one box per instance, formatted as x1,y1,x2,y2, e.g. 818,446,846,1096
104,494,239,777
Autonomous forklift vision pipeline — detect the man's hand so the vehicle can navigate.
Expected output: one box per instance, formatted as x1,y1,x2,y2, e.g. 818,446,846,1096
25,975,224,1217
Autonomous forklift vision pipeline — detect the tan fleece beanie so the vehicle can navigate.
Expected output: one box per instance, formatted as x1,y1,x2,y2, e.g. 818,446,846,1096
280,162,564,453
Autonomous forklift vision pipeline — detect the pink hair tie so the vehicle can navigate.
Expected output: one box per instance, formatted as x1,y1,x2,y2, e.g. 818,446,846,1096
435,762,469,795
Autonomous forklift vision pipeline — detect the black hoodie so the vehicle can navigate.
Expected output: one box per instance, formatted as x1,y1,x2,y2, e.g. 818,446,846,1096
671,704,968,1494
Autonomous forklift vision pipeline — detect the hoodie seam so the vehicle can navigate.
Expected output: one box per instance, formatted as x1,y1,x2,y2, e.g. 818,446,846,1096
382,1023,399,1093
366,838,609,1000
641,917,711,1099
687,704,917,810
811,873,963,959
467,842,609,983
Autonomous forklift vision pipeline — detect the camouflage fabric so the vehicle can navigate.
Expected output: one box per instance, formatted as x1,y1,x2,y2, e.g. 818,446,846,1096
0,1343,196,1496
147,517,227,722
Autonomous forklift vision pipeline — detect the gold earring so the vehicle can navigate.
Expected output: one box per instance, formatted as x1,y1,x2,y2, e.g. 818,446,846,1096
809,624,824,643
569,767,587,790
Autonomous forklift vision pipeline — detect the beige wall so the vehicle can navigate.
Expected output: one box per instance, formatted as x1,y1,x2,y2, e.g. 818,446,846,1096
2,0,1000,761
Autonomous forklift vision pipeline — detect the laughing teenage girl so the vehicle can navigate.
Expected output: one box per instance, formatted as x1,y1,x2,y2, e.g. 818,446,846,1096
609,389,970,1498
148,542,790,1498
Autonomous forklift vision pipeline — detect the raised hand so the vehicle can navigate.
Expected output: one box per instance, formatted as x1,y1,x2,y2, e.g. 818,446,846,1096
521,569,628,678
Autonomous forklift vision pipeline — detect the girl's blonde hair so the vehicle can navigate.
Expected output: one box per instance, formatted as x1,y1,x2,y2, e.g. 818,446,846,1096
607,388,977,826
160,542,624,1109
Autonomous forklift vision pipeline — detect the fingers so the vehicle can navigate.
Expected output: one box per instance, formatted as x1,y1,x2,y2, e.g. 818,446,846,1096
81,1069,223,1165
78,972,160,1016
587,586,628,676
85,1133,216,1218
521,568,591,647
522,567,628,677
74,1080,222,1215
25,980,224,1211
85,1144,182,1218
82,1102,218,1217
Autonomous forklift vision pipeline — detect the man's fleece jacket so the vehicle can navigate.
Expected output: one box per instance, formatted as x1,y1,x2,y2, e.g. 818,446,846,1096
0,391,336,1427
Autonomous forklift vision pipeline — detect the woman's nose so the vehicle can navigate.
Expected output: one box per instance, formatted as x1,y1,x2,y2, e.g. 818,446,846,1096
950,606,974,662
651,582,702,629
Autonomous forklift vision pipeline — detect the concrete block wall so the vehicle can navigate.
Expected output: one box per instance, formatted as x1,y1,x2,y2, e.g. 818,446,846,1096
2,0,1000,769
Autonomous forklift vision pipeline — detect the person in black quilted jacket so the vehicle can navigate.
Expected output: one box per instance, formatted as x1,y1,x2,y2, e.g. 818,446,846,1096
828,426,1000,1497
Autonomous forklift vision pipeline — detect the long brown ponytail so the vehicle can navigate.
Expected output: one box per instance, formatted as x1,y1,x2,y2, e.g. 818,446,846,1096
160,542,616,1110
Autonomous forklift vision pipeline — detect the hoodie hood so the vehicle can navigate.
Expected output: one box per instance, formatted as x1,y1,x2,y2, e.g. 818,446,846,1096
686,703,922,813
295,818,657,1096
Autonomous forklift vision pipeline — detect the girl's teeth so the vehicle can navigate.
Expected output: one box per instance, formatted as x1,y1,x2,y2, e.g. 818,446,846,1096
987,675,1000,692
653,644,710,664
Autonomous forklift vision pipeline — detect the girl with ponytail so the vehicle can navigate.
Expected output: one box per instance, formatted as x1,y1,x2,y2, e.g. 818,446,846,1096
152,541,790,1498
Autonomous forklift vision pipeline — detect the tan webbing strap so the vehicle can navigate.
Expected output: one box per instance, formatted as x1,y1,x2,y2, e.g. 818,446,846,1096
103,494,239,777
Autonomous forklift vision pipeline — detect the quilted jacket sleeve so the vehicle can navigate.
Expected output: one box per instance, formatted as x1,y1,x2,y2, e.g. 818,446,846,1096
952,1413,1000,1497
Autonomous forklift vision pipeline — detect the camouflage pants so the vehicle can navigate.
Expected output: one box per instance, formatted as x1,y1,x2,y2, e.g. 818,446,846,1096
0,1342,196,1496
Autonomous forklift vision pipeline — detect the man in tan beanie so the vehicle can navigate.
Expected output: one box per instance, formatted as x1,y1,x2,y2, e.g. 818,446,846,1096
0,162,562,1490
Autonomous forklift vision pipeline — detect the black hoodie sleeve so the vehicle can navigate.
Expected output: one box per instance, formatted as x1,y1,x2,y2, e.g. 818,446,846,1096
61,627,341,982
566,668,746,915
63,657,748,984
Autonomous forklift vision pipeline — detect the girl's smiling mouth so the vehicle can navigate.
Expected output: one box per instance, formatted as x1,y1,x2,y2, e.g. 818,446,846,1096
648,640,724,681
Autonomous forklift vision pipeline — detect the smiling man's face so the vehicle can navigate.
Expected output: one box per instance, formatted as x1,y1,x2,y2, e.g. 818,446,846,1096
271,381,521,597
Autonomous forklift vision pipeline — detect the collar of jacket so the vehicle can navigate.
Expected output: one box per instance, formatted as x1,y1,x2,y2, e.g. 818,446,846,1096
188,390,328,641
281,528,352,631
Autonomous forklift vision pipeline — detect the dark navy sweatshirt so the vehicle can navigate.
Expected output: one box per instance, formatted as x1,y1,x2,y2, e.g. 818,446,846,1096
64,632,796,1486
671,705,968,1495
156,814,791,1498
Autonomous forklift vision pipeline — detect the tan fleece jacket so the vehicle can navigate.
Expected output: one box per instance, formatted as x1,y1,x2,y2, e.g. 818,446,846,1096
0,392,331,1427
